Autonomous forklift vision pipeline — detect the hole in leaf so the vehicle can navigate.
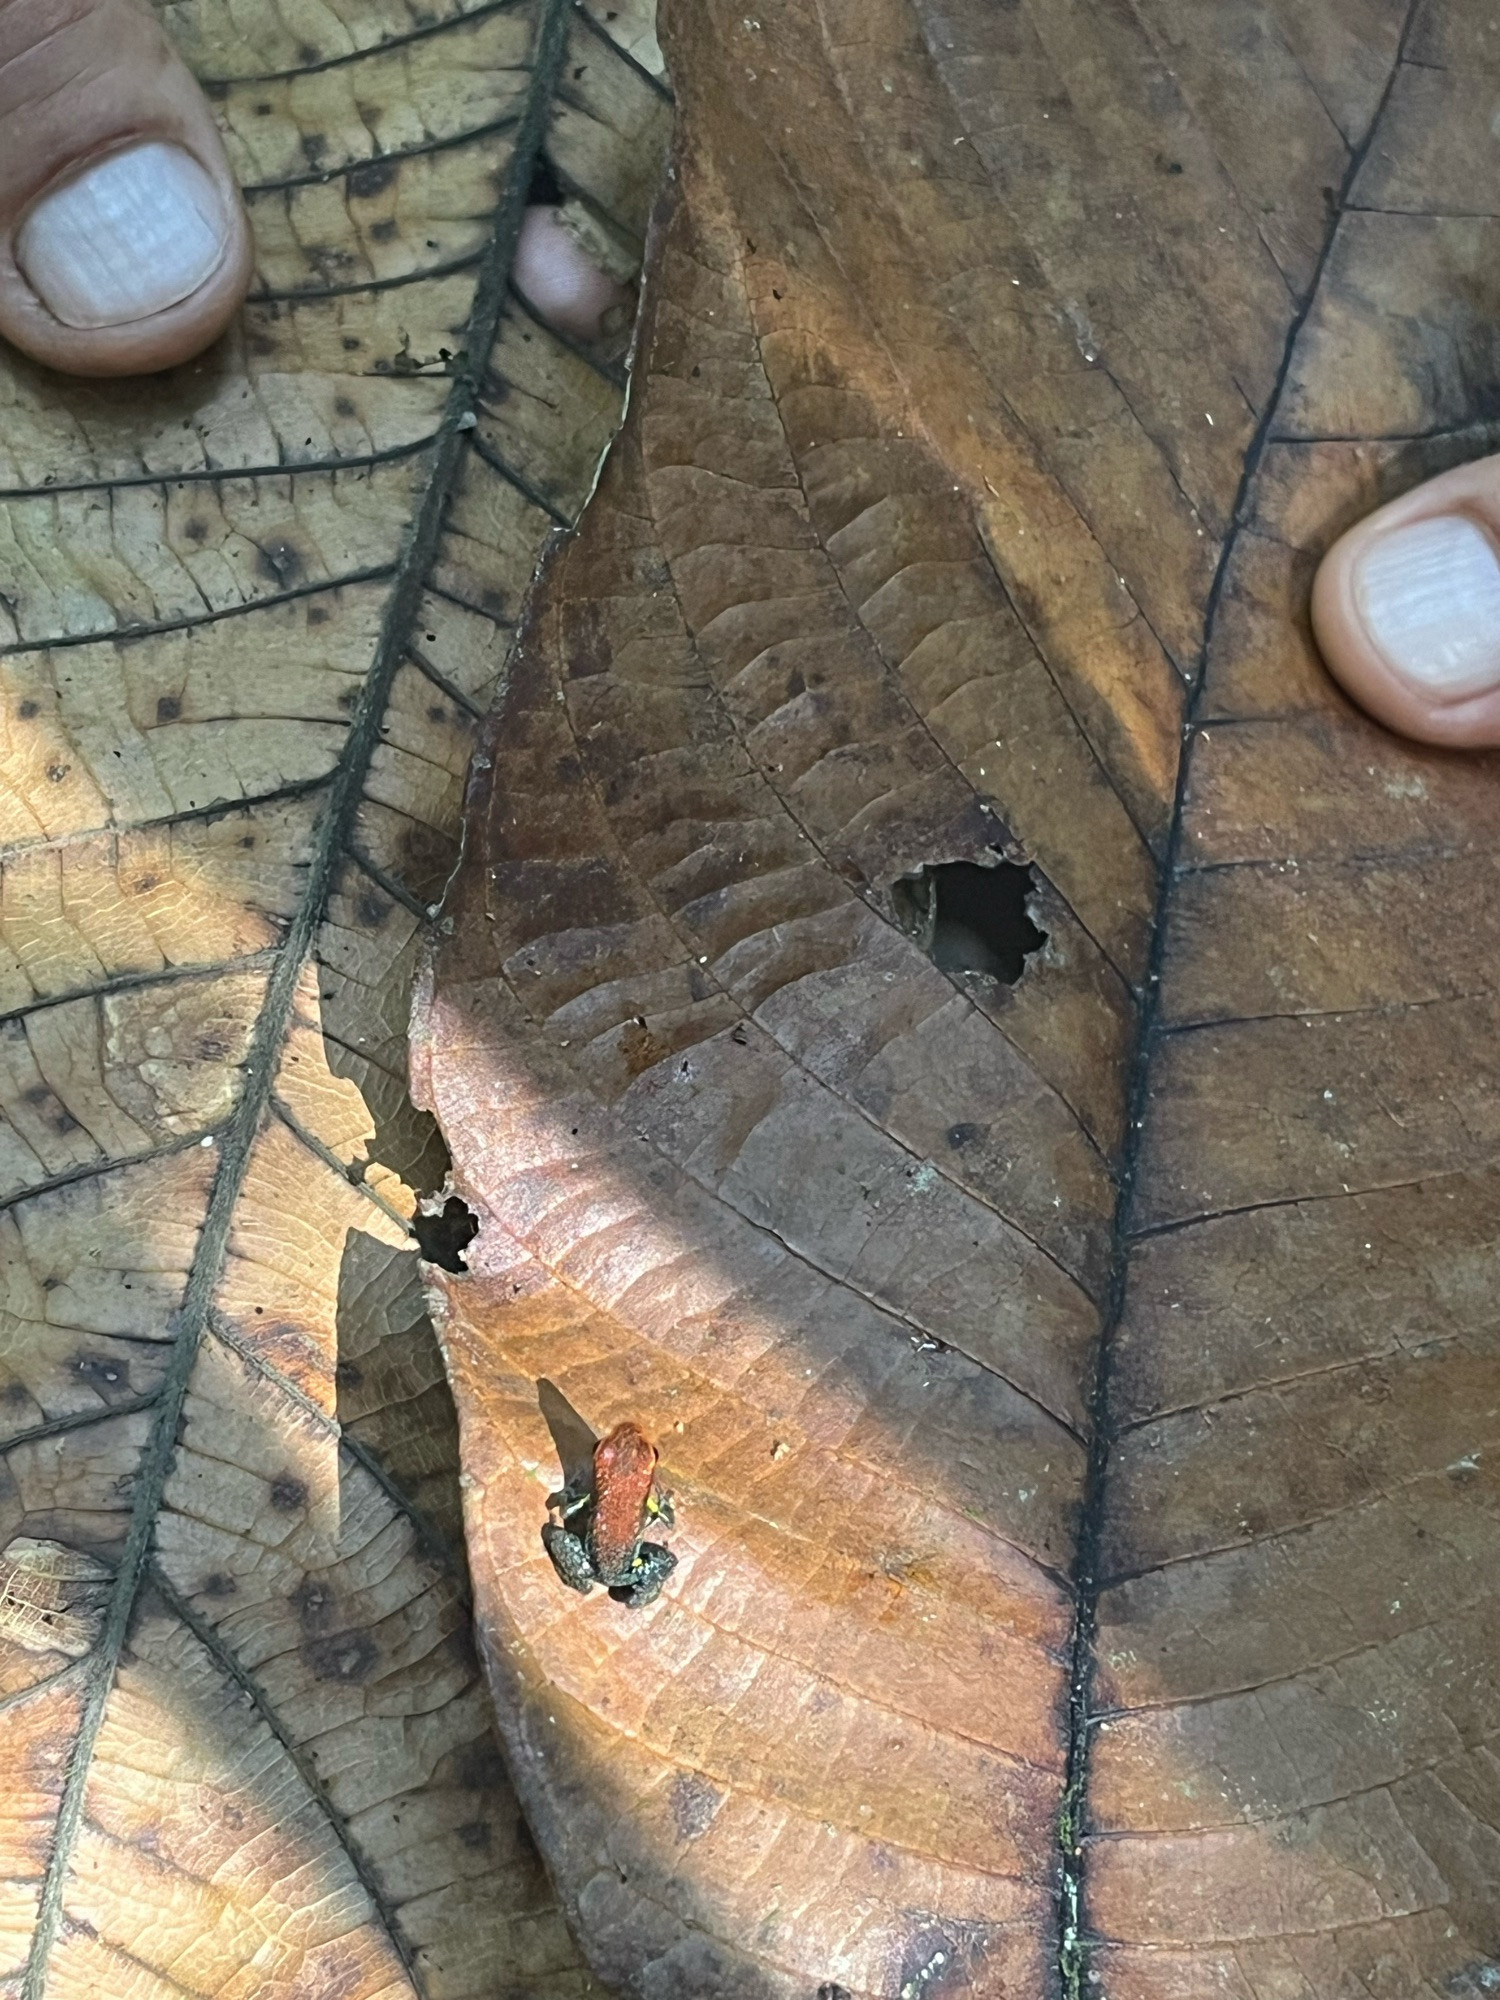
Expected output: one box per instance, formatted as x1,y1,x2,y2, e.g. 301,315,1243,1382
414,1195,479,1271
891,858,1046,987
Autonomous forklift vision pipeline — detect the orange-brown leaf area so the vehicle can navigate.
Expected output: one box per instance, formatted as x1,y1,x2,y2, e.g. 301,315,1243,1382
415,0,1500,1995
0,0,669,1992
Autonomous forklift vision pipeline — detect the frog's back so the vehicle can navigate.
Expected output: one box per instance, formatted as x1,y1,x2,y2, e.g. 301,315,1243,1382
589,1422,659,1587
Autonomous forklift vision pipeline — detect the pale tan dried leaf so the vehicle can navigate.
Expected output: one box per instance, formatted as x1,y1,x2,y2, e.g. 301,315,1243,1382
0,0,669,1992
416,2,1500,1996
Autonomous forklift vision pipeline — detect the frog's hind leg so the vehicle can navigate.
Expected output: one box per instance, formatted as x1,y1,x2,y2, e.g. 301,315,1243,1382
542,1522,597,1594
611,1541,677,1609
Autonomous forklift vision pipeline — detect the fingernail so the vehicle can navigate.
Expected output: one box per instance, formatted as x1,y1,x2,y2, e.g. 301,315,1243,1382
1353,513,1500,703
17,142,228,329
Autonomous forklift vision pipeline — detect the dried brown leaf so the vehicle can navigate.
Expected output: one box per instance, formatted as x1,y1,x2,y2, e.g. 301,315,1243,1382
416,1,1499,1996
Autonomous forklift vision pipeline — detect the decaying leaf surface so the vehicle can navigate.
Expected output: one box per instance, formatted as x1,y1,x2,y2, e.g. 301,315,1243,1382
0,0,670,1991
416,0,1499,1994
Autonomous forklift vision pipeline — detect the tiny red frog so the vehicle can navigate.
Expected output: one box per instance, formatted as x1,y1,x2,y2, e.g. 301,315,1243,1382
542,1421,677,1608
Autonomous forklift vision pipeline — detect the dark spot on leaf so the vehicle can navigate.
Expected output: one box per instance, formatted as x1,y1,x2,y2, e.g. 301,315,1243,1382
946,1122,981,1149
357,891,388,929
337,685,360,711
199,1571,237,1597
74,1354,127,1392
134,875,159,892
348,157,398,200
183,518,208,543
292,1578,335,1627
255,540,302,584
270,1474,308,1512
46,765,69,784
414,1195,479,1271
308,605,329,626
456,1819,492,1849
669,1771,723,1841
369,218,398,243
297,41,319,61
239,834,255,849
819,1987,853,2000
300,133,326,167
334,395,355,417
342,335,361,350
303,1630,379,1682
334,1358,364,1389
4,1381,31,1405
24,1085,78,1136
254,101,272,115
17,700,38,719
428,703,448,723
156,695,182,723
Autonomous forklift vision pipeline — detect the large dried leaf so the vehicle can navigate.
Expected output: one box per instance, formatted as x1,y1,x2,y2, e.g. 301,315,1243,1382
415,0,1500,1995
0,0,671,1992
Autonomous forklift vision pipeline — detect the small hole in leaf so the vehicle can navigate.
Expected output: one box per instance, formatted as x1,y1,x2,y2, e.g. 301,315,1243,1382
892,858,1046,987
414,1195,479,1271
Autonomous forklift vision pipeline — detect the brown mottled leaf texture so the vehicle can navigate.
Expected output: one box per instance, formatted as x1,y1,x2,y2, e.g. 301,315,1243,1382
0,0,669,1991
414,1,1500,1996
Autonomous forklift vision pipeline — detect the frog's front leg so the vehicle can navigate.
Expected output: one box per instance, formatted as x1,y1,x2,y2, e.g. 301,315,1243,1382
609,1540,677,1609
541,1519,597,1595
546,1477,591,1520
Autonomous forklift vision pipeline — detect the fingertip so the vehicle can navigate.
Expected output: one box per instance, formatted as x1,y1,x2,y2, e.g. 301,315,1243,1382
5,152,252,377
0,0,252,376
1312,453,1500,749
514,203,634,345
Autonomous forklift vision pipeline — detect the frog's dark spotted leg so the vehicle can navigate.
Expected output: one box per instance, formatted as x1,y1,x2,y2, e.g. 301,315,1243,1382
541,1522,597,1595
610,1541,677,1609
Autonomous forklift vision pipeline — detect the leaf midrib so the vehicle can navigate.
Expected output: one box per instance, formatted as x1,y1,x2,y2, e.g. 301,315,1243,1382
1052,4,1428,1989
